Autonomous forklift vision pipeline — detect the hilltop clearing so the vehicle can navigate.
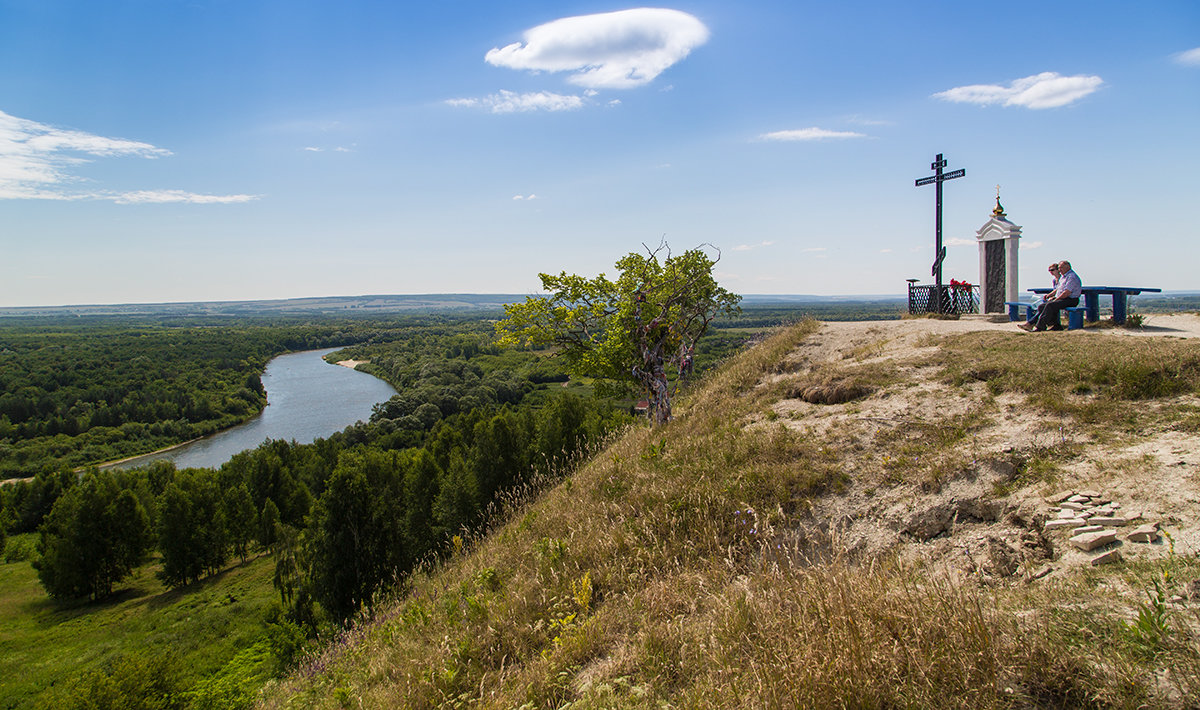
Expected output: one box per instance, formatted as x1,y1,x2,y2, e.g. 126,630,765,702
263,315,1200,709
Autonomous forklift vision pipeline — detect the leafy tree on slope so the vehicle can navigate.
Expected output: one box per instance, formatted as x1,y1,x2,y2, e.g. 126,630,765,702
496,243,741,423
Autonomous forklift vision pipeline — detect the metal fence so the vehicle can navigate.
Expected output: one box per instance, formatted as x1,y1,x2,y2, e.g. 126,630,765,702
907,283,979,315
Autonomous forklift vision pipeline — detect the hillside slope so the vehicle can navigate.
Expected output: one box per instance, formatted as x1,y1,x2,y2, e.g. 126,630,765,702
262,316,1200,709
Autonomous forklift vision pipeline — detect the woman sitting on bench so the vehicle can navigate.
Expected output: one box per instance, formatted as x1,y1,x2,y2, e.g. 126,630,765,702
1026,262,1060,325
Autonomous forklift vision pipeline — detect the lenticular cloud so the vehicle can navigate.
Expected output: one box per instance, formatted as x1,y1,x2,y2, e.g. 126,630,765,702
933,72,1103,109
485,8,710,89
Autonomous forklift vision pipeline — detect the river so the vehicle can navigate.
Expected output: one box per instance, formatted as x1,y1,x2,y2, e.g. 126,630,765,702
107,348,398,470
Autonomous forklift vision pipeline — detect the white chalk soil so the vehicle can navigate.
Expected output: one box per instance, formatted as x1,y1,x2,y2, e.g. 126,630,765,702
761,313,1200,585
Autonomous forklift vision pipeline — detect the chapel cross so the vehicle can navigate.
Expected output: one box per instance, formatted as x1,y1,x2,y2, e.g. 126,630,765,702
915,153,965,309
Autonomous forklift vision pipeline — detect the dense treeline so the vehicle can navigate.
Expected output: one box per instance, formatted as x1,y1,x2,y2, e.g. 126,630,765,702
24,392,624,612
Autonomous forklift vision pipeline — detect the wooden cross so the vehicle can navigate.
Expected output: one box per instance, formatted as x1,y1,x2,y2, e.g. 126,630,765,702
915,153,966,306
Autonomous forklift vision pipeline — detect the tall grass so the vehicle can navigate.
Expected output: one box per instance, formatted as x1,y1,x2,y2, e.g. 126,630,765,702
261,321,1200,709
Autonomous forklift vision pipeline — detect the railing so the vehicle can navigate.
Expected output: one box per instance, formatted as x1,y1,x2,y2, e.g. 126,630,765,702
907,283,979,315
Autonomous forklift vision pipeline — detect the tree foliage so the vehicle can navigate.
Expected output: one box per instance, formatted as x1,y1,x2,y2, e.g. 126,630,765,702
157,471,229,588
496,243,741,423
33,471,152,601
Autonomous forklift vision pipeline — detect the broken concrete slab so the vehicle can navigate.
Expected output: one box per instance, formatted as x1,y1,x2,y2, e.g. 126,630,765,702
1070,530,1118,551
1044,519,1087,531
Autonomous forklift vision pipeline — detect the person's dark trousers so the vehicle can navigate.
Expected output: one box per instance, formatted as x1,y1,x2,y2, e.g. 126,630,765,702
1034,297,1079,330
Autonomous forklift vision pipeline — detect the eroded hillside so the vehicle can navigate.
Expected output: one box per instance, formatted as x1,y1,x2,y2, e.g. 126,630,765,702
262,316,1200,709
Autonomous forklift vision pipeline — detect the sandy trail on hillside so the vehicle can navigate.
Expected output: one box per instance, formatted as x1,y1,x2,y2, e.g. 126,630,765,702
766,312,1200,583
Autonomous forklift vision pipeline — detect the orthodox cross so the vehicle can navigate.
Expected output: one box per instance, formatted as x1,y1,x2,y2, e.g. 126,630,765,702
915,153,965,305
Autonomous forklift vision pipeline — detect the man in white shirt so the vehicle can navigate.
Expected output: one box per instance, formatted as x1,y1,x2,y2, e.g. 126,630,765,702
1028,260,1081,331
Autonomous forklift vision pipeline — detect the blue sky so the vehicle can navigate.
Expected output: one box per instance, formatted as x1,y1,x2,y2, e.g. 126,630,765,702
1,0,1197,307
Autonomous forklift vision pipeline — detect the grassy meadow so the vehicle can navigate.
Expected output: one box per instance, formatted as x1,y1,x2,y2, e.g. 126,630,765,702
0,536,282,709
261,320,1200,709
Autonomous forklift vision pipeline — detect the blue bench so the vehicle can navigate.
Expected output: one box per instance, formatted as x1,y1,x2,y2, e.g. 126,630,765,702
1008,301,1087,330
1028,287,1162,325
1005,301,1035,321
1064,307,1087,330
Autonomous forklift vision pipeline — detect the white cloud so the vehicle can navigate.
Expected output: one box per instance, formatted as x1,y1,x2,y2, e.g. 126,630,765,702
512,194,539,200
1020,240,1044,250
1174,47,1200,66
759,127,867,141
880,248,893,254
303,146,323,152
447,90,584,114
0,109,254,203
0,109,166,199
732,240,774,251
933,72,1103,109
484,8,709,90
113,190,258,205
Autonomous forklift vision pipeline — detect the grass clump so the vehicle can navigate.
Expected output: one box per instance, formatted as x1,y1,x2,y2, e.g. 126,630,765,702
935,332,1200,428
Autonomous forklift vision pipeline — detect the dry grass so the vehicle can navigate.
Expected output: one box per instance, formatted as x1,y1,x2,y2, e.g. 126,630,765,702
260,320,1200,709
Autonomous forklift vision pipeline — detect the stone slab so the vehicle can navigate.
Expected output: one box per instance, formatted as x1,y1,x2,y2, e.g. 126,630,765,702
1073,525,1105,535
1090,516,1128,527
1047,490,1076,504
1061,502,1084,511
1091,549,1122,566
1079,489,1102,498
1070,530,1118,551
1127,524,1160,543
1067,494,1090,503
1045,519,1087,531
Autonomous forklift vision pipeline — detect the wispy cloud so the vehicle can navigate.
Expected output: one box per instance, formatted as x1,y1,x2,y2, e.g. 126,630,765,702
512,194,539,200
0,109,256,203
1020,240,1044,250
113,190,257,205
846,115,891,126
759,127,867,141
448,90,584,113
1174,47,1200,66
947,237,975,247
801,247,827,253
484,8,709,90
732,240,775,251
933,72,1103,109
